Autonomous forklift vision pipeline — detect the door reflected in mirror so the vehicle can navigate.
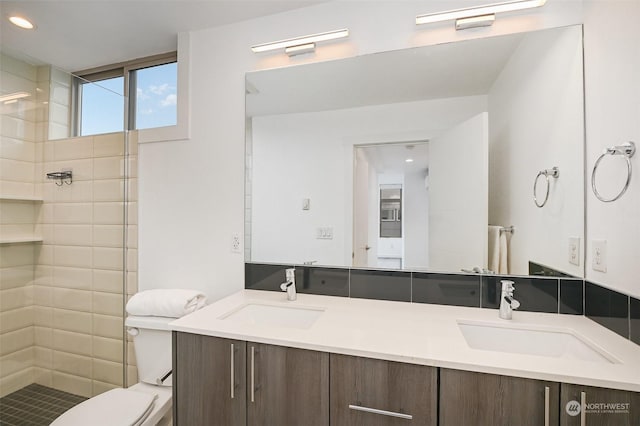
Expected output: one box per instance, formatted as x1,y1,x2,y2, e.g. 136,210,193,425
245,25,585,278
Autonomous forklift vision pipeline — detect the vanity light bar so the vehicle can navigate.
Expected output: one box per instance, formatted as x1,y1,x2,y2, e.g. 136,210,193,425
251,29,349,54
285,43,316,57
416,0,546,26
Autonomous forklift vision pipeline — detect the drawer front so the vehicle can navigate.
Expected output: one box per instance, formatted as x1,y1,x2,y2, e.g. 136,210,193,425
330,354,437,426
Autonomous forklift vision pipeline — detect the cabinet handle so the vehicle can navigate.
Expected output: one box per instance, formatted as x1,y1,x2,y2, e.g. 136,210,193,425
348,404,413,420
230,343,235,399
250,346,255,403
544,386,549,426
580,391,586,426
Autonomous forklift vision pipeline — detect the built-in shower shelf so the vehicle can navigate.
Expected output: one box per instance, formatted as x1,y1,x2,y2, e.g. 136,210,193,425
0,195,43,202
0,236,44,244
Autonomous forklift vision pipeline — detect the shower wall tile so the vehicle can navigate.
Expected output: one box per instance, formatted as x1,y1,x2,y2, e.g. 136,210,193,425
93,336,123,363
93,247,124,270
53,351,92,377
52,288,92,312
0,327,34,356
53,159,93,181
93,157,124,179
52,266,92,290
92,292,123,317
51,181,93,202
92,359,123,386
93,225,124,248
54,203,93,224
0,307,33,334
93,179,124,202
52,330,92,357
53,137,93,161
93,269,123,293
93,133,124,157
52,370,92,398
54,224,92,246
53,308,92,334
92,314,123,340
93,380,119,397
54,245,93,269
93,202,125,225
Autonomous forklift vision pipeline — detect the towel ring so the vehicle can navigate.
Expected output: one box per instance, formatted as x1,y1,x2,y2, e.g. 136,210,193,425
591,141,635,203
533,167,559,208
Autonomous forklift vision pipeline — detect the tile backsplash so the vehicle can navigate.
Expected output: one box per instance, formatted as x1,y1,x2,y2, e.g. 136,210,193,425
245,262,639,348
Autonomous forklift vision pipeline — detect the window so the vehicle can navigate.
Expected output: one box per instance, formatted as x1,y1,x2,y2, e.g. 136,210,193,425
73,53,177,137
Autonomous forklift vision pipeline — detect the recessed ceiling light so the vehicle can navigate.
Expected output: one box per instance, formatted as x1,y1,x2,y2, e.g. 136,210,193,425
9,16,35,30
406,158,414,163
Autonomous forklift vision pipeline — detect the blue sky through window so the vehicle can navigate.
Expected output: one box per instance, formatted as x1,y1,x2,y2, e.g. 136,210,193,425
135,62,177,130
79,62,177,136
80,76,124,136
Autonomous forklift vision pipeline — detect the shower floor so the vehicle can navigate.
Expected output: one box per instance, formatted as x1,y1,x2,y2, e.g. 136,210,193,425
0,383,87,426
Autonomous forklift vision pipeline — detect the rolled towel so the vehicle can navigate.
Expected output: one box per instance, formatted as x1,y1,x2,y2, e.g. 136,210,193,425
126,289,207,318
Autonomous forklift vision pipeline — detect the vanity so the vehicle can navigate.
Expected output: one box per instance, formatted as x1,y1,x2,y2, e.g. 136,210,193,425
170,290,640,426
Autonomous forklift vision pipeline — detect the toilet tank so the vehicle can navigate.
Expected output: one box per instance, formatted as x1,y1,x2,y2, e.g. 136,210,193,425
125,316,174,387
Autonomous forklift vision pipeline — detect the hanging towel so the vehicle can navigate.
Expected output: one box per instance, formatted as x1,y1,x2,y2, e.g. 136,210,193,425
126,289,207,318
488,226,509,274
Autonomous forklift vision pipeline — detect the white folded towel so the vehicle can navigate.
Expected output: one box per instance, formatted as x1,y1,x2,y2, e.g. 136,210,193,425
126,289,207,318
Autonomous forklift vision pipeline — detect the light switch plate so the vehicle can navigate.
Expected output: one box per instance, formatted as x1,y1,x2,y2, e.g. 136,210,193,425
568,237,580,266
592,239,607,272
316,227,333,239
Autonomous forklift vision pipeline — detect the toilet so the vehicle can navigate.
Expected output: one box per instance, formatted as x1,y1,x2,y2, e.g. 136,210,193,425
51,315,175,426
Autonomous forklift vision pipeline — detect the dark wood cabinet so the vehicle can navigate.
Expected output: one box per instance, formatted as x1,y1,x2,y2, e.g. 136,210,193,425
173,332,246,426
440,368,560,426
330,354,437,425
174,332,638,426
247,342,329,426
560,383,640,426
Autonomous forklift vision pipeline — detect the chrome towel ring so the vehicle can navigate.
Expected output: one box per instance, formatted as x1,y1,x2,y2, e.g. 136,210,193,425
533,167,559,208
591,141,636,203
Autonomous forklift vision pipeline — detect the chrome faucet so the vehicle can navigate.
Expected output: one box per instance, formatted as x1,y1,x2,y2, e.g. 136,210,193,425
280,268,297,301
499,280,520,320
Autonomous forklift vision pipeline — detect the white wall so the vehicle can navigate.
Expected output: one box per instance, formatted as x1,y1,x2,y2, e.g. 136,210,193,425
403,170,429,268
139,0,596,302
488,25,584,277
249,96,486,267
583,0,640,298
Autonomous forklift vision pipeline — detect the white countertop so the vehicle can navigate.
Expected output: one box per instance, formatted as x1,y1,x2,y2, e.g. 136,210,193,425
170,289,640,392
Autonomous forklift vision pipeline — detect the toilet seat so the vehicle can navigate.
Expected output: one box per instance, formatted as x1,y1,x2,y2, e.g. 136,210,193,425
50,388,156,426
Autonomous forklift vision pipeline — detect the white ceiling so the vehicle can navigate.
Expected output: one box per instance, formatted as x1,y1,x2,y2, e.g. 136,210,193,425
0,0,329,72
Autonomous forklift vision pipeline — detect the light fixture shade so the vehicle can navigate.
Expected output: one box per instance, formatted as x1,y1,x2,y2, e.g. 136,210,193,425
456,14,496,30
8,16,35,29
416,0,546,25
251,29,349,54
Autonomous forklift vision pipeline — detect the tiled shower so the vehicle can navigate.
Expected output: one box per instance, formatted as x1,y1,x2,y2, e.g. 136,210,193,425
0,52,138,420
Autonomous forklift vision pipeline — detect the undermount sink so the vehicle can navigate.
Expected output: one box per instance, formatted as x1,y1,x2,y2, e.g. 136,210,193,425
219,303,325,330
458,320,618,364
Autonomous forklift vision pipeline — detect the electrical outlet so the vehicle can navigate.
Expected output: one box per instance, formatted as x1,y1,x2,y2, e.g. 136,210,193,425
316,227,333,239
592,239,607,272
231,234,241,253
568,237,580,266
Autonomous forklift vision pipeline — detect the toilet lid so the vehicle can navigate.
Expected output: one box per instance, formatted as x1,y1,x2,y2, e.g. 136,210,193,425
51,388,156,426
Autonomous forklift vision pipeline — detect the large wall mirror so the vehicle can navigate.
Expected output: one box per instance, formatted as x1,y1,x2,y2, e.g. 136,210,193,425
245,25,585,279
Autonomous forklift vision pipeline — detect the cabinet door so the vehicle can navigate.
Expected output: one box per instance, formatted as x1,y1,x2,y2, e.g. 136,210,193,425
560,383,640,426
330,354,437,425
440,368,559,426
173,332,246,426
247,342,329,426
